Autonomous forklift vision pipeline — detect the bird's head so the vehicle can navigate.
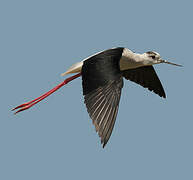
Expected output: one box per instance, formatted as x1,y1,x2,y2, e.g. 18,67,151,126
143,51,182,67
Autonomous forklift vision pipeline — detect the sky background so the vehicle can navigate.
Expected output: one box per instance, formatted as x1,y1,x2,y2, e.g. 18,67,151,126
1,0,193,179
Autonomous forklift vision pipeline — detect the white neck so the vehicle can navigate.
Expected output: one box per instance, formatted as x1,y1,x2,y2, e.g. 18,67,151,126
120,48,146,71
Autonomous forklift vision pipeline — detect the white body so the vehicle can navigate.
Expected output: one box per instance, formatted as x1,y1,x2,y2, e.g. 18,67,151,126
61,48,157,76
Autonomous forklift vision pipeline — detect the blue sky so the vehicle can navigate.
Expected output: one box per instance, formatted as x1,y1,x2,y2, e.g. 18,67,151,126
1,0,192,179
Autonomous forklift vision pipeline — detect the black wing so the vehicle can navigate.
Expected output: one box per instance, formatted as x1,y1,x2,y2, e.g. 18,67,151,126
122,66,166,98
81,48,124,147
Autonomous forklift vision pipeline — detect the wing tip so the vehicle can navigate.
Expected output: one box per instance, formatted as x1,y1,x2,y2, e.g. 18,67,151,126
101,139,108,148
158,90,166,98
163,94,166,98
102,142,107,148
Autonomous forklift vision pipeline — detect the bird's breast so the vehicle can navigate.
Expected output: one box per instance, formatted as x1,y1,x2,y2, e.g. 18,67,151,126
119,48,144,71
119,56,144,71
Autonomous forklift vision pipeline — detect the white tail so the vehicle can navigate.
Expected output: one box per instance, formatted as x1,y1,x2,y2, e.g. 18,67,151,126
61,61,83,76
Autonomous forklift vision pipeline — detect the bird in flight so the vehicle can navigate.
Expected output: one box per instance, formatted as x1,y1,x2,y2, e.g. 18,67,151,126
12,47,182,147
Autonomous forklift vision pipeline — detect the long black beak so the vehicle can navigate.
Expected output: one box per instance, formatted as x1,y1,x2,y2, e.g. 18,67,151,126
160,59,183,67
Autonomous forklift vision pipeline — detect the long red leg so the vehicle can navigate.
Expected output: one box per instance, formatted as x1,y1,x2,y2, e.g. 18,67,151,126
12,73,81,114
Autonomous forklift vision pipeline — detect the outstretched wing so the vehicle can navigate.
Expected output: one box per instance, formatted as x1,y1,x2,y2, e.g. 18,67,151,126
122,65,166,98
81,48,124,147
84,79,123,147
